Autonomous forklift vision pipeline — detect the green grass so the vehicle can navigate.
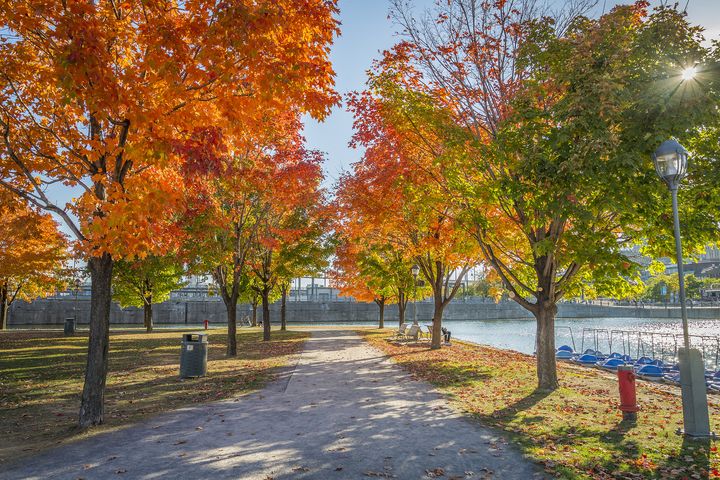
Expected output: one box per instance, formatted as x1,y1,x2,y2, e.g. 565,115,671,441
0,327,308,463
360,329,720,480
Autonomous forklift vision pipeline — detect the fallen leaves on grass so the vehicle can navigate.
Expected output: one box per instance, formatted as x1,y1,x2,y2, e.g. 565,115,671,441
0,328,308,464
359,329,720,480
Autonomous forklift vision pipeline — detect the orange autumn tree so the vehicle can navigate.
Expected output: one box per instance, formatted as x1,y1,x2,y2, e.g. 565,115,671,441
0,0,339,426
341,90,478,348
248,131,327,342
0,191,67,329
180,115,330,350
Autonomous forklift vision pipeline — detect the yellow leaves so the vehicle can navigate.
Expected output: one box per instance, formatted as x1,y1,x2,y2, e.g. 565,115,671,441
0,190,67,294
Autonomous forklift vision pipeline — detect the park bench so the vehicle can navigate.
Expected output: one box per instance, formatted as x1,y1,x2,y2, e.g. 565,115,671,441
400,324,420,343
392,323,407,340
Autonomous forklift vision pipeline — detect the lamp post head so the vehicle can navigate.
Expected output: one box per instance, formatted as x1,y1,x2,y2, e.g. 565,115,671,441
653,139,688,188
411,264,420,278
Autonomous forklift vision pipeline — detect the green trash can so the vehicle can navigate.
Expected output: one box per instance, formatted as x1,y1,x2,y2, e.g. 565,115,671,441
180,333,208,378
64,317,76,335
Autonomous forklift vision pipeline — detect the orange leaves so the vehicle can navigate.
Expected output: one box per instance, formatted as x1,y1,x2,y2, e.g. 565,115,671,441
79,167,185,260
0,190,67,299
0,0,339,261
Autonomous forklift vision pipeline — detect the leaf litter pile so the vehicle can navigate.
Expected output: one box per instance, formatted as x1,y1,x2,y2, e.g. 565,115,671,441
360,329,720,480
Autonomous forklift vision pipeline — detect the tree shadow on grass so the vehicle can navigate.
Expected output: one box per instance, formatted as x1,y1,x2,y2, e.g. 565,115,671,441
657,435,715,479
482,387,553,421
0,329,309,464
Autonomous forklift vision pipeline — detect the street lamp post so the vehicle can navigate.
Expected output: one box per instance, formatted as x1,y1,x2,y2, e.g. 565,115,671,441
652,139,712,438
411,264,420,326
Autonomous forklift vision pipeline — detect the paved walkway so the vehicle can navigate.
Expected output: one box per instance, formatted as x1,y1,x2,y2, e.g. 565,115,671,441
2,330,545,479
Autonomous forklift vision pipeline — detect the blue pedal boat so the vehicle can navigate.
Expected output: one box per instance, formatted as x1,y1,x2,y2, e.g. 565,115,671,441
574,354,599,366
556,349,574,360
636,364,664,380
663,372,681,385
598,358,626,371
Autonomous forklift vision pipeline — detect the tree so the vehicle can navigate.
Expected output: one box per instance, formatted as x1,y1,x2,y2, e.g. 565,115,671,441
331,241,394,328
0,192,67,329
0,0,339,426
113,256,186,332
331,237,415,328
343,84,478,348
274,207,332,331
180,128,267,355
249,145,326,341
382,1,720,389
237,271,262,327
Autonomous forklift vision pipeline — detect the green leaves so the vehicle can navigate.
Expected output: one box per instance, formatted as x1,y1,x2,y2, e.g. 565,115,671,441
112,255,186,309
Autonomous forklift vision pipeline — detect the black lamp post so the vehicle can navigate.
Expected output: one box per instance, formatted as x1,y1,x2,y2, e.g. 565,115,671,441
652,139,712,438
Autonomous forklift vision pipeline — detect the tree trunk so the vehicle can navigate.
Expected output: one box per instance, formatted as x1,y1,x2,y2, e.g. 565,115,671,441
143,280,153,333
225,300,237,356
79,253,113,428
398,291,406,326
251,301,258,327
375,299,385,328
430,297,445,350
280,287,287,331
0,281,7,330
535,302,559,391
143,301,153,333
261,286,271,341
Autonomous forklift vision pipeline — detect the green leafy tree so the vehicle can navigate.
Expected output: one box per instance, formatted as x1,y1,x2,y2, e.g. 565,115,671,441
642,273,678,302
113,256,186,332
384,2,720,389
274,209,332,331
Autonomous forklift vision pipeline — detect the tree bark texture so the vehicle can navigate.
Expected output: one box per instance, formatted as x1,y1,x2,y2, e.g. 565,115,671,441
225,300,237,356
143,301,153,333
375,299,385,329
261,286,271,341
398,290,406,326
280,287,287,331
431,297,445,350
251,301,258,327
535,302,559,391
79,253,113,428
0,281,7,330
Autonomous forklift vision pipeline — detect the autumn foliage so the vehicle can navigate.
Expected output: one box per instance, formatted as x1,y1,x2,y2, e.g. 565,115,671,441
0,0,339,426
0,191,67,329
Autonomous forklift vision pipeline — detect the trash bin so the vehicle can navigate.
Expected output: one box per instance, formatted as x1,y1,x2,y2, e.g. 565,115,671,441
64,317,76,335
180,333,208,378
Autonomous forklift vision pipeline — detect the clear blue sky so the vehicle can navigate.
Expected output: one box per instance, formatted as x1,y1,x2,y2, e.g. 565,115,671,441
303,0,720,190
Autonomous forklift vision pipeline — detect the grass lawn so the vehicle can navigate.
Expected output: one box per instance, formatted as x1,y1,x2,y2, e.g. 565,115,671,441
0,327,307,464
360,329,720,480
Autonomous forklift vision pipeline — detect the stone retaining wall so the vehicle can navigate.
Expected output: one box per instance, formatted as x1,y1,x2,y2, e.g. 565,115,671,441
6,297,720,326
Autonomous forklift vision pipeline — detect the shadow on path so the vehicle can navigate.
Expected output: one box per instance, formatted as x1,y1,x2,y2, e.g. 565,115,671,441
1,329,546,480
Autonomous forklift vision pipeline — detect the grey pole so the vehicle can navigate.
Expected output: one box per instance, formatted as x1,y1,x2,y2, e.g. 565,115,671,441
670,185,691,350
413,281,418,326
669,184,712,438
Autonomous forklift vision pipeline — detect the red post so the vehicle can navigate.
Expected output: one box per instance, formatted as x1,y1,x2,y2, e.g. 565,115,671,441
618,365,639,421
203,319,209,330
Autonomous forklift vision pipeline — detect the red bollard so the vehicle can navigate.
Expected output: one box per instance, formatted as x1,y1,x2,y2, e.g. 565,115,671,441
203,319,209,330
618,365,639,421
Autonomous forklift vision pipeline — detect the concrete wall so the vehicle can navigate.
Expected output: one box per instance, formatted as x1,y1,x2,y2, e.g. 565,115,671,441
6,297,720,326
